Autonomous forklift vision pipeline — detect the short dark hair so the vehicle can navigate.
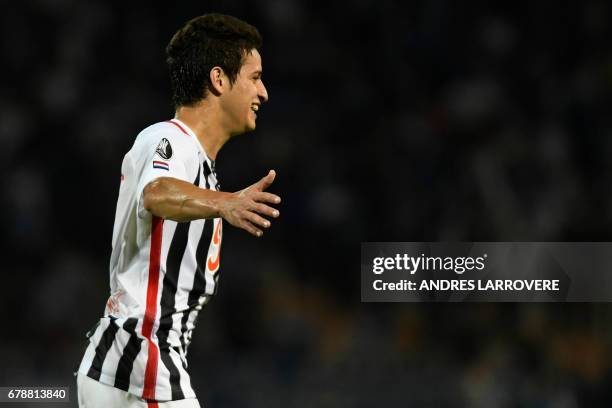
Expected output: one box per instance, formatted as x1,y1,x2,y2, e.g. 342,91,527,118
166,14,262,109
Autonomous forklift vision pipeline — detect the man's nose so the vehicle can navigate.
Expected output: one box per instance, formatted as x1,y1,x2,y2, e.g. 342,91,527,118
258,81,269,103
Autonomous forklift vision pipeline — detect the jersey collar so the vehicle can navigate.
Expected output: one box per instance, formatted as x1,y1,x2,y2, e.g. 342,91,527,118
169,118,214,166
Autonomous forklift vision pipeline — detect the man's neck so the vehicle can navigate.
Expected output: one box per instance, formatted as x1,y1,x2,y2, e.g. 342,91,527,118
175,102,229,161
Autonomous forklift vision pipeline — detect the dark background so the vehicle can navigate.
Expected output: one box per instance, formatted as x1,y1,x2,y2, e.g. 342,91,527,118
2,0,612,406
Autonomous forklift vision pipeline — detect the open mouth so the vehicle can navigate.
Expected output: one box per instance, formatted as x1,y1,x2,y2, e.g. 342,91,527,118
251,104,260,113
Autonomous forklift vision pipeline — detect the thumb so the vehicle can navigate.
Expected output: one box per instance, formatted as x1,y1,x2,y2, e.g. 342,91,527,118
256,169,276,191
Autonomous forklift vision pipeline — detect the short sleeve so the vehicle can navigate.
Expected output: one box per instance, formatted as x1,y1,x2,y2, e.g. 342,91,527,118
135,129,199,218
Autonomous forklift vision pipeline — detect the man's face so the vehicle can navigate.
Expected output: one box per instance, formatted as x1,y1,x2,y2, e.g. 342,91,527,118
222,49,268,135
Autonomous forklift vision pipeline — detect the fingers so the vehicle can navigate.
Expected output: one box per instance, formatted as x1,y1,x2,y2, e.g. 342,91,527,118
241,220,263,237
245,211,271,230
241,206,277,238
256,169,276,191
252,191,281,205
252,202,279,218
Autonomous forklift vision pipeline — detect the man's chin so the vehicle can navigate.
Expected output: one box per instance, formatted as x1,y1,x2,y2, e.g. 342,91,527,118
245,121,257,132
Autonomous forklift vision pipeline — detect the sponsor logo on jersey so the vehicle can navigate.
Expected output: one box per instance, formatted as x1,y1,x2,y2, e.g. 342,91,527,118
207,219,222,273
155,138,173,159
153,160,170,171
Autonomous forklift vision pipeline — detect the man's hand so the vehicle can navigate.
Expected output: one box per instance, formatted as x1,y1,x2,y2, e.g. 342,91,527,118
219,170,281,237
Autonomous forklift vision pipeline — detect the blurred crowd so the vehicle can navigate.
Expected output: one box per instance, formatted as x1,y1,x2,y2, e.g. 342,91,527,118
2,0,612,406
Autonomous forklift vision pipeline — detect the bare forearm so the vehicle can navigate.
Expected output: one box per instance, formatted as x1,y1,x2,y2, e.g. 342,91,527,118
143,177,233,222
143,171,281,237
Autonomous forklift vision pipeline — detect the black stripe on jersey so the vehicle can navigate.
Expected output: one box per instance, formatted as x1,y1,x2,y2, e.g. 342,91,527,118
114,318,142,391
157,219,189,400
210,160,221,190
180,163,211,351
203,161,211,190
87,317,119,380
156,167,201,400
179,224,209,351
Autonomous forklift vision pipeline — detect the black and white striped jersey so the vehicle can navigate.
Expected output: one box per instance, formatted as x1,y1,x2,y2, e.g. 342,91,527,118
78,119,223,402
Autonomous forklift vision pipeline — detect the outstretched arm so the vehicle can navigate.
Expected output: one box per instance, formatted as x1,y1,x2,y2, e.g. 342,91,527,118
143,170,281,237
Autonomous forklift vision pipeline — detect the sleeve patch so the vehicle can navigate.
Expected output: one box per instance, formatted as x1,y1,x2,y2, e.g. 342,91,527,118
152,161,170,171
155,138,173,159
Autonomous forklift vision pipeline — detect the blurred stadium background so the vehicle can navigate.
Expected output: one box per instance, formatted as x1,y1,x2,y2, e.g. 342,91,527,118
2,0,612,406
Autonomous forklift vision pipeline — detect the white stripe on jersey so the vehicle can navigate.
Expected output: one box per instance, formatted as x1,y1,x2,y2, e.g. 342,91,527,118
78,119,223,402
170,219,204,352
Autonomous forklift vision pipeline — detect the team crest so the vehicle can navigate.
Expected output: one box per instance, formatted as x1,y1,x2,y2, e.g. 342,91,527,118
155,138,173,160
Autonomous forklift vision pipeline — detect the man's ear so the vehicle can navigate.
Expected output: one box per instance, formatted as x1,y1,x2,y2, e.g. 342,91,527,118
209,66,226,95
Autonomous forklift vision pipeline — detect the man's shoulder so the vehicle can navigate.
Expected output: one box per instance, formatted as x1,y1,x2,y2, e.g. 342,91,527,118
132,120,197,154
137,120,190,141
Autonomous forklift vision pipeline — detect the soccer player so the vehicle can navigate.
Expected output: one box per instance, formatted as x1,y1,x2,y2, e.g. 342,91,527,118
76,14,280,408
